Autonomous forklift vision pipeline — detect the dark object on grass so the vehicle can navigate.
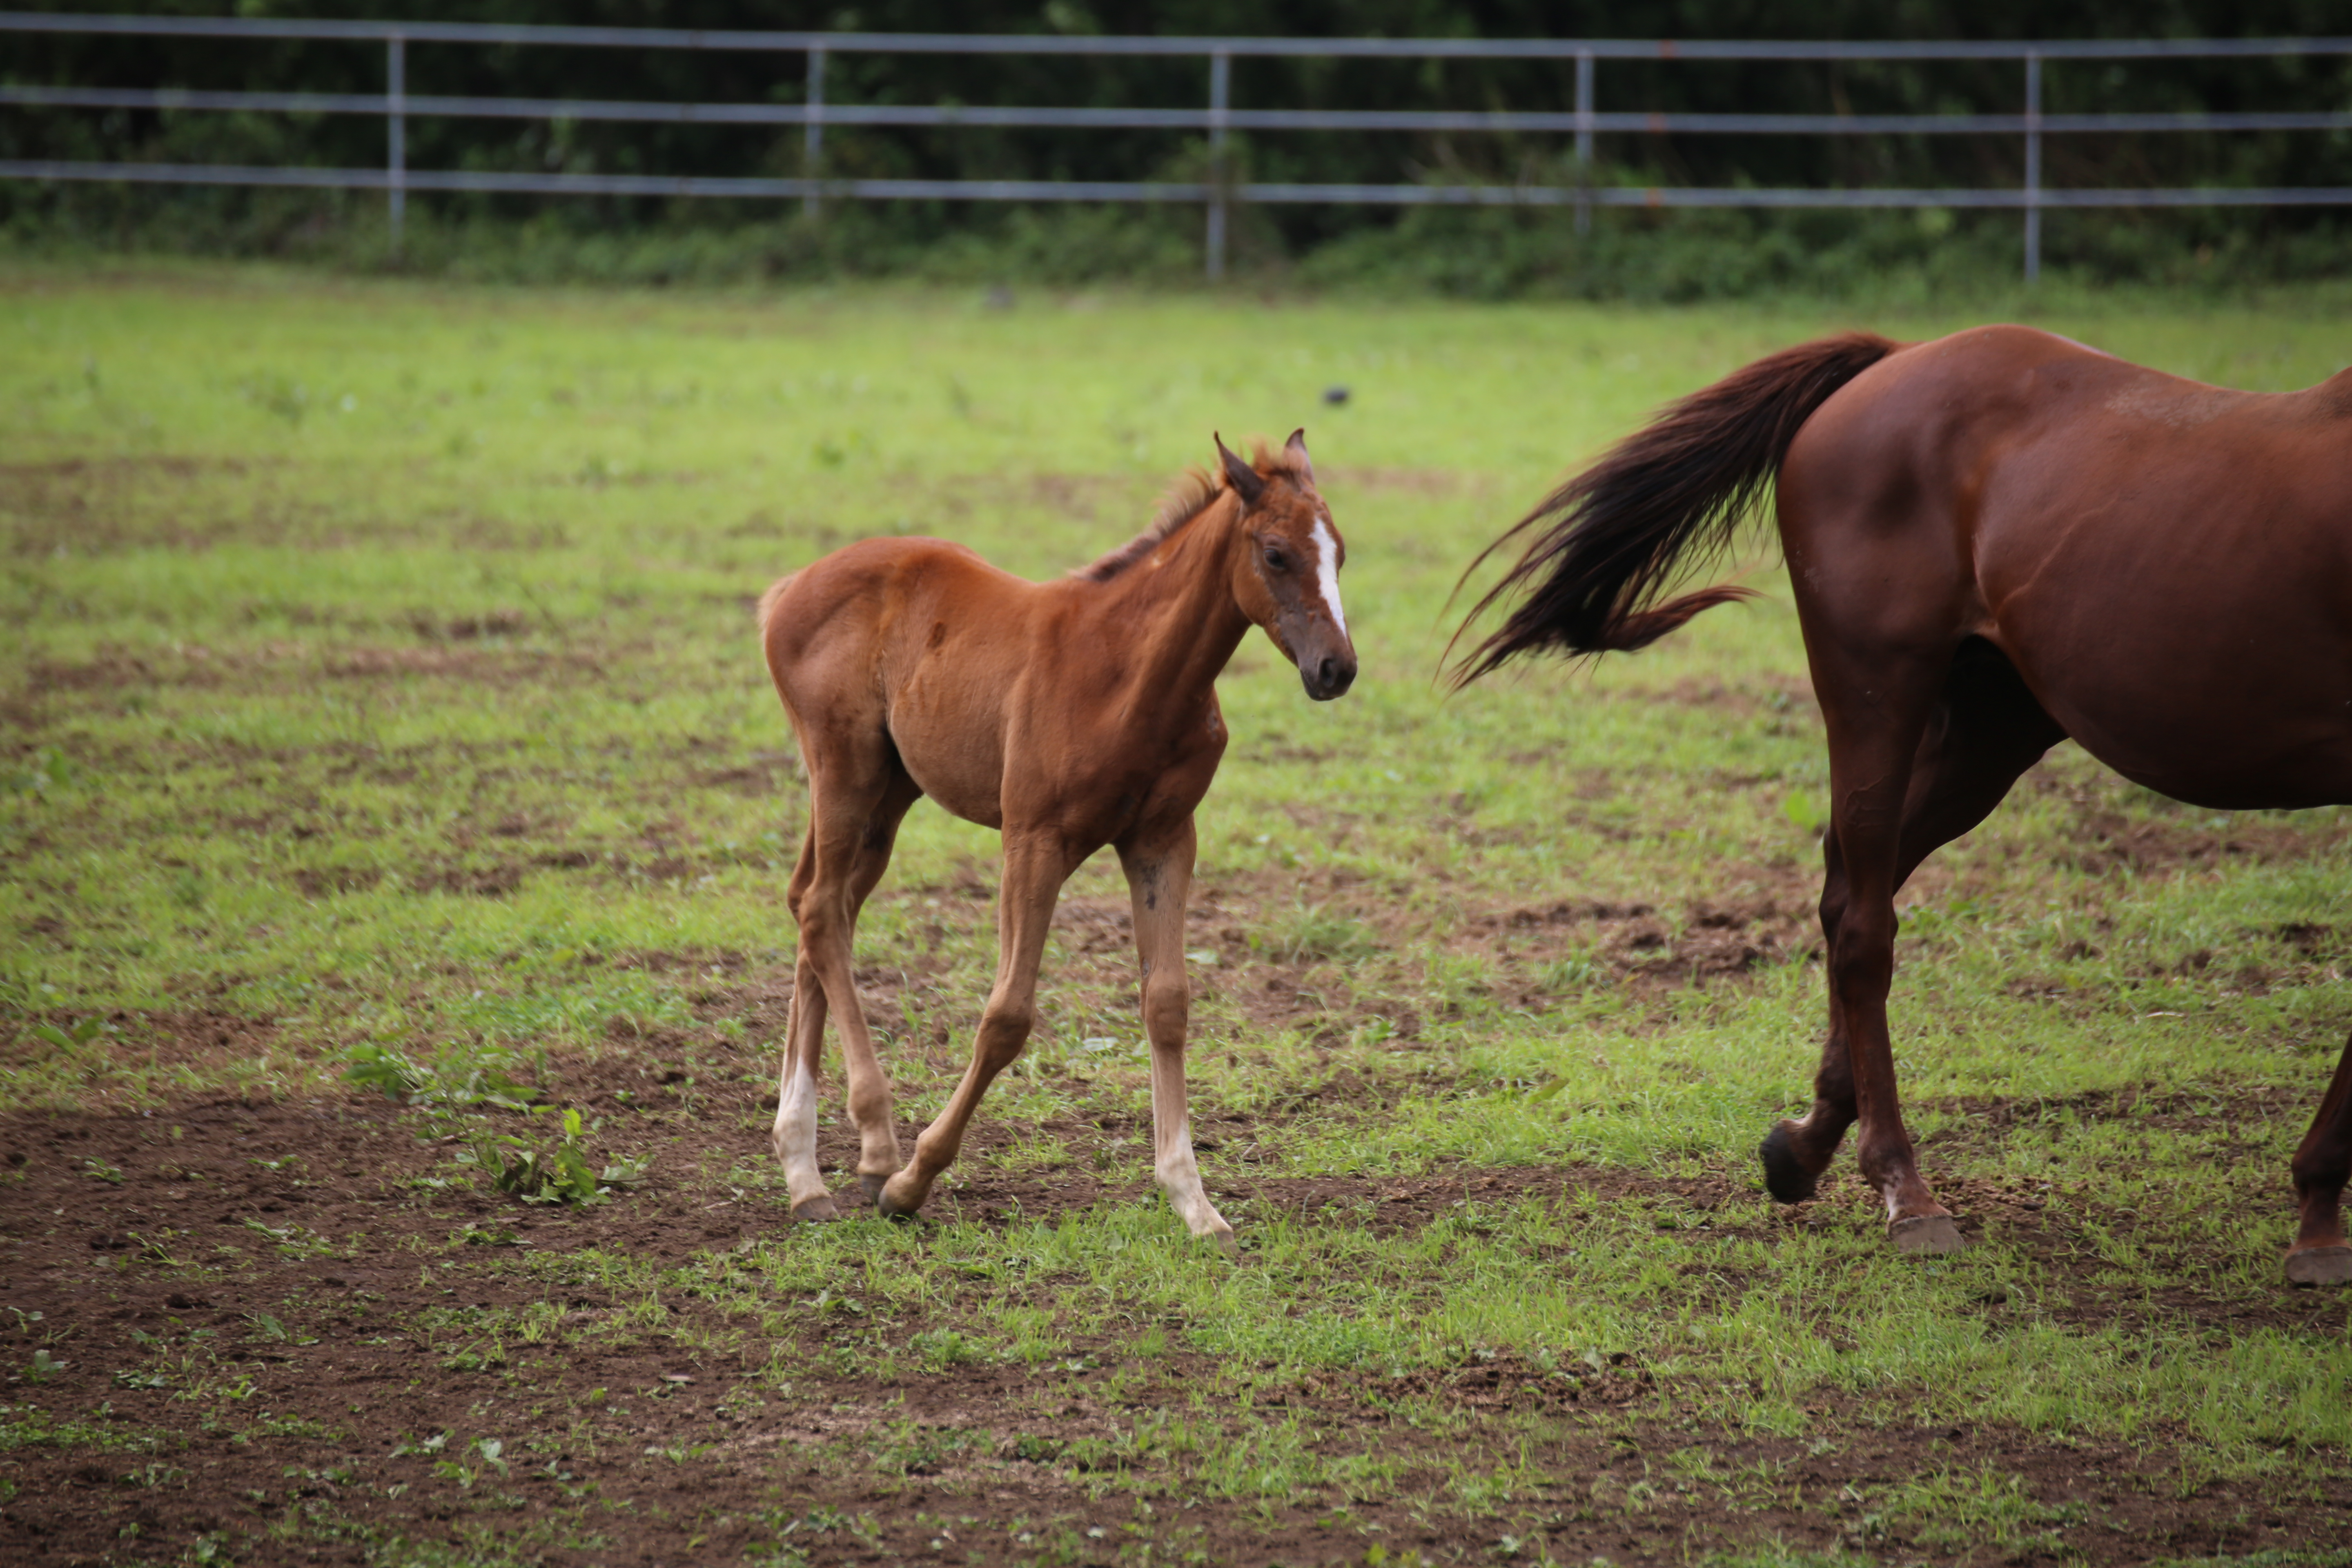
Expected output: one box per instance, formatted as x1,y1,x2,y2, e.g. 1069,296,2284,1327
1323,385,1350,405
757,430,1356,1252
1456,325,2352,1288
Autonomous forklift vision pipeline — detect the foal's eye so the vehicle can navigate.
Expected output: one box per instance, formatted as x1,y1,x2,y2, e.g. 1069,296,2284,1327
1262,546,1288,571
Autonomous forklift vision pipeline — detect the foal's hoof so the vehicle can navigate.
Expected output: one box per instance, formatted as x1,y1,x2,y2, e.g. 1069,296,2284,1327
790,1193,843,1224
1758,1123,1819,1204
1200,1227,1240,1259
1889,1214,1965,1255
2285,1245,2352,1287
874,1174,927,1221
856,1174,891,1209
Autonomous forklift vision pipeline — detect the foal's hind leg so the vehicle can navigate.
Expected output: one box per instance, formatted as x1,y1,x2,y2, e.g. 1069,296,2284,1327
2287,1031,2352,1285
775,837,838,1219
773,750,922,1218
1119,819,1234,1250
1764,644,2065,1217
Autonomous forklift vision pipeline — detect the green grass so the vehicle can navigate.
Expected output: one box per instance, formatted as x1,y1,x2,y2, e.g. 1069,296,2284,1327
4,261,2352,1564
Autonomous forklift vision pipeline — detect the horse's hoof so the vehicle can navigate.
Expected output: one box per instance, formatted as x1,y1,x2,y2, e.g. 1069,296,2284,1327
790,1194,842,1224
1201,1228,1240,1259
856,1173,890,1209
2285,1245,2352,1287
1759,1123,1818,1204
1890,1214,1964,1255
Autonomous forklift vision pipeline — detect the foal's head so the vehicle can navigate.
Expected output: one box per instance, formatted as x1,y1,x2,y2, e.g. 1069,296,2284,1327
1218,431,1357,702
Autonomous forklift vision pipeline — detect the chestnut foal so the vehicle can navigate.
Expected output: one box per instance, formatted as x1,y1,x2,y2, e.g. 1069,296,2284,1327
759,433,1354,1247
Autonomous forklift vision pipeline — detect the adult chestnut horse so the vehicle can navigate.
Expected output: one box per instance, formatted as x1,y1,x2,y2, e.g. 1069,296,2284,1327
1457,325,2352,1286
760,432,1353,1249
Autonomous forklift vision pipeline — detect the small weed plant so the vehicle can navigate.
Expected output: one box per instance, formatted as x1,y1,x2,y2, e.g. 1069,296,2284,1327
463,1109,649,1207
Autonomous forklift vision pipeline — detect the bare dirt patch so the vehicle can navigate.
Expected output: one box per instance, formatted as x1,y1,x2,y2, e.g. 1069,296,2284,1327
2059,809,2343,875
4,1083,2348,1566
0,1013,289,1105
0,457,277,557
1653,673,1820,724
2015,767,2352,875
1480,893,1815,988
16,643,611,706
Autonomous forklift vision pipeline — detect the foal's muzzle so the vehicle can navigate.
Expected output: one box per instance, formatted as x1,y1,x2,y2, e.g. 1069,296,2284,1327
1301,651,1357,702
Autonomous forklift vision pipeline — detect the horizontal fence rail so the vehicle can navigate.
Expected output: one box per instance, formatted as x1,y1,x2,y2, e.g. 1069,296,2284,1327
6,14,2351,60
12,86,2352,138
6,11,2351,279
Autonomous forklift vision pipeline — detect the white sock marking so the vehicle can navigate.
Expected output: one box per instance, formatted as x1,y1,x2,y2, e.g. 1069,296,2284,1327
1311,519,1349,640
775,1060,823,1202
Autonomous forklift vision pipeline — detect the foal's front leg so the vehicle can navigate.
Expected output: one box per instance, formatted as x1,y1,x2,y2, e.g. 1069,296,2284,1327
877,830,1074,1218
1120,820,1234,1250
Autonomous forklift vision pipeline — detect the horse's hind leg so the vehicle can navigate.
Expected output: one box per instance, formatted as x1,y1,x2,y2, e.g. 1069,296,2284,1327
1118,818,1234,1250
1790,639,2063,1253
1765,642,2065,1211
2287,1032,2352,1285
1760,831,1857,1204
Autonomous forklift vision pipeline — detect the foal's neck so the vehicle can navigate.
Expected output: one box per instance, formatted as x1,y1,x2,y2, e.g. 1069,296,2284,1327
1088,493,1252,711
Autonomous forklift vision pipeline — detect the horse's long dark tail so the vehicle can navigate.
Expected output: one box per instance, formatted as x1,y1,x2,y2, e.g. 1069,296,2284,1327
1451,332,1900,684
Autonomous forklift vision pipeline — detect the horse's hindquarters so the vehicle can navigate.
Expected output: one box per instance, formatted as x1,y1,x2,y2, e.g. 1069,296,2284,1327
1785,332,2352,813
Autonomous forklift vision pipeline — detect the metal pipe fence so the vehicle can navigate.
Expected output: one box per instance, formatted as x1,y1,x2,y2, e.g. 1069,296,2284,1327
5,11,2350,280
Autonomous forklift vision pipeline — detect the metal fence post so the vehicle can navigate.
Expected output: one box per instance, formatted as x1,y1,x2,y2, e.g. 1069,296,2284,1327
1206,49,1230,280
386,33,405,248
2023,50,2042,283
1574,47,1593,236
804,44,825,220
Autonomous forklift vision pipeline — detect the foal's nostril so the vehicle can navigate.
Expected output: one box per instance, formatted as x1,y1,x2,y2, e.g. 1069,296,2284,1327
1313,655,1355,698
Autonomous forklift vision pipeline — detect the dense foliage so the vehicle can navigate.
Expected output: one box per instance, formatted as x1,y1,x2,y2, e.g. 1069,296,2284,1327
5,2,2349,293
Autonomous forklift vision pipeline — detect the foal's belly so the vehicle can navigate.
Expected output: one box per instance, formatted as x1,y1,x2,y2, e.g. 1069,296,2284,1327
889,716,1006,830
885,663,1010,831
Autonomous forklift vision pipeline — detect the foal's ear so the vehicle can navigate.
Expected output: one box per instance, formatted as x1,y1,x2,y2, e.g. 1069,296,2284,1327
1283,428,1314,486
1215,433,1266,507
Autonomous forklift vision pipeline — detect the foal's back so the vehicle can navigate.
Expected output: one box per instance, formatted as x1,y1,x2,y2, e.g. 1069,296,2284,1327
764,534,1033,664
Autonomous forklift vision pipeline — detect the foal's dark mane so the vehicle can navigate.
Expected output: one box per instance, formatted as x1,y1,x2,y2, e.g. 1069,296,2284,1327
1072,445,1293,583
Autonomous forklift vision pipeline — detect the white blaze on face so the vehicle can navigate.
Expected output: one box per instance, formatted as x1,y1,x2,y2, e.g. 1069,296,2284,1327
1310,518,1350,641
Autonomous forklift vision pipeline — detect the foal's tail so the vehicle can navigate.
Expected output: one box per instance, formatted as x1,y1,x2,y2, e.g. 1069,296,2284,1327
757,573,795,641
755,572,798,682
1450,332,1900,684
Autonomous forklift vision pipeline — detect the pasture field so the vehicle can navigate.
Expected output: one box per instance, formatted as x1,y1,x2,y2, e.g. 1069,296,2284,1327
3,266,2352,1568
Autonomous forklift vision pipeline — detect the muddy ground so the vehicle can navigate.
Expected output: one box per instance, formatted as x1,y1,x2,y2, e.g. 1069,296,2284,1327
5,1056,2349,1568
